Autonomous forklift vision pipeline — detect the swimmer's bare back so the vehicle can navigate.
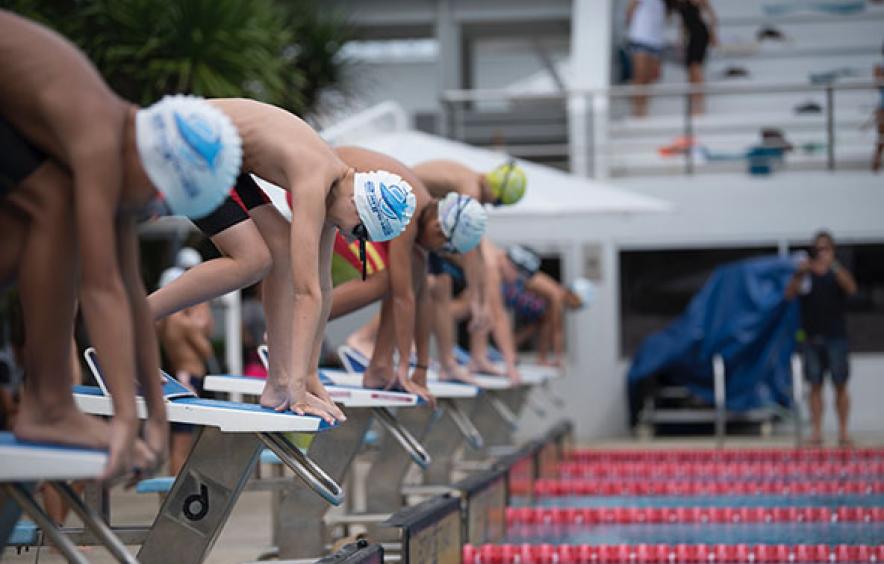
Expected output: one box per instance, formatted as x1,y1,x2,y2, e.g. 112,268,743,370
413,159,482,201
0,11,127,166
208,98,347,195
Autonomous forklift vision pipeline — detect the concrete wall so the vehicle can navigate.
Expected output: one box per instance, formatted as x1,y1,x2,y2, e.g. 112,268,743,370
486,170,884,440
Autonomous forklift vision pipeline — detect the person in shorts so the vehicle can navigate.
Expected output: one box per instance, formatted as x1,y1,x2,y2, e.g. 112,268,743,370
785,230,858,446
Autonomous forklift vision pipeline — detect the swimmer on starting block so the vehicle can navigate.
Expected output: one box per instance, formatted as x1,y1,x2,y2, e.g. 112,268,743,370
146,99,417,422
506,271,595,367
413,159,528,382
327,147,487,401
0,11,242,481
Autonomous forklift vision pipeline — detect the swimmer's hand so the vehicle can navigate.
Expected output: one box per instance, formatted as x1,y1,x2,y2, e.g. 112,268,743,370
468,300,492,333
307,372,346,423
290,388,340,426
395,365,436,409
104,416,139,484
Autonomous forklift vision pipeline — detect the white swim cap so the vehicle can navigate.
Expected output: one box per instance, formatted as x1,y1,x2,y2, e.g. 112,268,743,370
506,244,541,278
158,266,185,290
438,192,487,254
568,277,596,310
136,95,242,219
175,247,203,269
352,170,416,242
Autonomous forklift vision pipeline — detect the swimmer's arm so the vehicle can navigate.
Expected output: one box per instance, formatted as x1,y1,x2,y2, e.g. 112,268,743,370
74,153,138,426
118,215,166,424
307,224,336,376
330,271,390,320
525,273,566,362
413,257,432,371
483,247,520,375
389,226,418,379
287,172,332,404
460,244,489,329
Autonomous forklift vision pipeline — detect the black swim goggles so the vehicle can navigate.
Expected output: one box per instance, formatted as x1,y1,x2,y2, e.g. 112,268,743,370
352,223,370,280
439,194,467,254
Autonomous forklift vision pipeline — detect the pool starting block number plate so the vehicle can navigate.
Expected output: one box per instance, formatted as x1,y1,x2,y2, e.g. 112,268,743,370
383,495,462,564
0,432,107,482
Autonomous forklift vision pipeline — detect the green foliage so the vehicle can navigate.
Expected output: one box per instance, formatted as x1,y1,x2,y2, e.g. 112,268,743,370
3,0,352,116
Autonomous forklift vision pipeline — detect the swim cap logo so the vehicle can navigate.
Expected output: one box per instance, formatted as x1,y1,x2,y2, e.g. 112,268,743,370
174,112,222,169
379,182,407,221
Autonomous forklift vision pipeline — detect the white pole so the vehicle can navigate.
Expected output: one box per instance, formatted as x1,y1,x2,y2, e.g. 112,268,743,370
222,289,243,403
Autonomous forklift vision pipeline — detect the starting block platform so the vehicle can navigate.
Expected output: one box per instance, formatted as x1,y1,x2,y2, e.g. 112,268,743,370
62,348,343,563
0,433,136,564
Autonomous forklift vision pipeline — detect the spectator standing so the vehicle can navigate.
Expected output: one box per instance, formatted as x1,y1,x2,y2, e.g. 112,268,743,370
674,0,717,114
627,0,668,116
785,231,858,447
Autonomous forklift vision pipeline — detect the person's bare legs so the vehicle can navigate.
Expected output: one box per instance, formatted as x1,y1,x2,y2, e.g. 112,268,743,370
688,63,705,115
346,314,380,359
808,383,824,445
834,383,851,446
148,220,271,319
631,51,652,117
362,297,396,389
8,163,111,450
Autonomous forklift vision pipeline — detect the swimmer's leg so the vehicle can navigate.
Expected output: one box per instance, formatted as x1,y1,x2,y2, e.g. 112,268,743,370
345,314,381,360
363,296,396,389
9,163,110,450
148,219,271,319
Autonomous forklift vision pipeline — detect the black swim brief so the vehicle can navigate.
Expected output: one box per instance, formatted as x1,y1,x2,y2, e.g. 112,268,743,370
191,173,271,236
0,116,46,198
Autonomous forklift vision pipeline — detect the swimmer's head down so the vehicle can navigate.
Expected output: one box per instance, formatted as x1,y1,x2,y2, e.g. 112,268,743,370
506,244,541,279
485,160,527,206
567,277,596,310
136,95,242,218
437,192,487,254
352,170,417,242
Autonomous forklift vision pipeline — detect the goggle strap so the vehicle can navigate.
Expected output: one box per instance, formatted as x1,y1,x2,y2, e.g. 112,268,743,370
360,239,367,281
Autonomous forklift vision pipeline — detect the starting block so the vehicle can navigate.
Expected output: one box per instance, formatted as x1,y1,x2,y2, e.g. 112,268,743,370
69,348,341,564
201,345,432,559
0,433,136,564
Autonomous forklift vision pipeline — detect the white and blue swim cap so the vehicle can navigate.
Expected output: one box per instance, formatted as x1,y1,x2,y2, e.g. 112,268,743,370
438,192,487,254
568,277,596,309
352,170,416,242
136,95,242,219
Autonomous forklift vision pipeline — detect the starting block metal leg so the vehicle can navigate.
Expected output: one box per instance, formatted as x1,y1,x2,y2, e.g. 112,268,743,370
274,409,373,559
137,426,262,564
51,481,137,564
2,483,89,564
421,398,480,485
365,407,436,515
464,388,529,460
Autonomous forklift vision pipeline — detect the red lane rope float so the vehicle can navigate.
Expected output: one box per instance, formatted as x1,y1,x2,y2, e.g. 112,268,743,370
463,543,884,563
556,461,884,481
564,448,884,464
505,506,884,526
531,479,884,497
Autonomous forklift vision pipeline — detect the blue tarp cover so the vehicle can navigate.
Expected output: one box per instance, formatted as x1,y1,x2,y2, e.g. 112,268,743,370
627,256,799,411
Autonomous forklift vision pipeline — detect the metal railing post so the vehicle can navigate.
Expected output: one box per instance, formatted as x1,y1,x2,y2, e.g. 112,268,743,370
826,85,835,171
684,91,694,175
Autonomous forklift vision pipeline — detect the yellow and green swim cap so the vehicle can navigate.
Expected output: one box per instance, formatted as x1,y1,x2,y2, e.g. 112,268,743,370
485,160,526,206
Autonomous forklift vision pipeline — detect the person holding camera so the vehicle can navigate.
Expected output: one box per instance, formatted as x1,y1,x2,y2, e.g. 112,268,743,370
785,230,857,447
